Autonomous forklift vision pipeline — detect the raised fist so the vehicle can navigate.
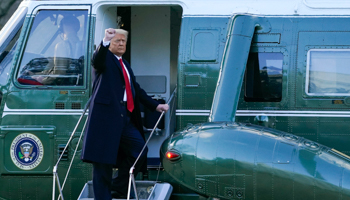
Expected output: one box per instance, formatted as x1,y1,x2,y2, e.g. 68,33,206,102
104,28,116,41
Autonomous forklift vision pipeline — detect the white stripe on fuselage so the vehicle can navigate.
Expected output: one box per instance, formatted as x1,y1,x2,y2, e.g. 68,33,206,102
4,106,350,118
176,109,350,117
2,104,87,117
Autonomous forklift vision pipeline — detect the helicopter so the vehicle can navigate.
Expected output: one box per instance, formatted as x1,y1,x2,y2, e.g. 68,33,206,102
2,0,350,199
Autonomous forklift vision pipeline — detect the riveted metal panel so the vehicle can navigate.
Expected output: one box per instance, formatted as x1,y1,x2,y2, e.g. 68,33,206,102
177,16,229,129
252,33,281,43
0,126,55,174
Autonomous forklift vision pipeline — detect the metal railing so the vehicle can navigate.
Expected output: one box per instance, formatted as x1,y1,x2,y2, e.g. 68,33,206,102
126,87,177,200
52,87,177,200
52,97,91,200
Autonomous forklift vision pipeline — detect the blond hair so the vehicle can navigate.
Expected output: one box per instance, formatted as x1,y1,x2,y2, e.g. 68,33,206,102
114,29,128,41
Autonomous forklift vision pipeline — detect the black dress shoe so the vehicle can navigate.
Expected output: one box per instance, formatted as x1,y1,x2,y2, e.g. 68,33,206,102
111,191,126,199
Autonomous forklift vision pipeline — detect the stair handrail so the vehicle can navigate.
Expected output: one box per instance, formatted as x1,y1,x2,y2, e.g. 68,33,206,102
127,87,177,200
52,97,92,200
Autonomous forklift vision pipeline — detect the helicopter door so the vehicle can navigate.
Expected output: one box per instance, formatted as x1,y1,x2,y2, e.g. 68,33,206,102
1,6,91,177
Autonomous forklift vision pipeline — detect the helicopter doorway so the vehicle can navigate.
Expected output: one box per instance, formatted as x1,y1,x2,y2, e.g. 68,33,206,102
94,5,182,166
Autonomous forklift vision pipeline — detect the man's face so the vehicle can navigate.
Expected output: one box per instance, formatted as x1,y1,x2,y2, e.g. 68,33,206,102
63,24,76,34
109,34,127,57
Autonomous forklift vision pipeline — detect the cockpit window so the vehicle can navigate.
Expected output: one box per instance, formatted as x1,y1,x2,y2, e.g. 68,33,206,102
244,52,283,102
0,7,26,86
306,49,350,96
0,28,22,86
17,10,88,86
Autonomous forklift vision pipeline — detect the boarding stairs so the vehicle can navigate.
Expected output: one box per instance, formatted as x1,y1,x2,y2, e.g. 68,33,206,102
53,89,177,200
78,180,172,200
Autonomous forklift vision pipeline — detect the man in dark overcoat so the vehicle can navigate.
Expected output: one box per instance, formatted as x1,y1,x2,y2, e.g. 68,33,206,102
81,28,169,200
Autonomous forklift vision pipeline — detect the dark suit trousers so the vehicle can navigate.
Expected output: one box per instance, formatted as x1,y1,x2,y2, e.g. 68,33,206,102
92,107,148,200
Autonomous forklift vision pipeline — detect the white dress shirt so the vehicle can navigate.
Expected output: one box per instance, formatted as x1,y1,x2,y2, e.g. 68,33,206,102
102,40,131,101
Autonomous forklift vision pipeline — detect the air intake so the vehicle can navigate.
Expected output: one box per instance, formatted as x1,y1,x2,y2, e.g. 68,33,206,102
55,102,65,109
72,102,81,109
58,144,68,161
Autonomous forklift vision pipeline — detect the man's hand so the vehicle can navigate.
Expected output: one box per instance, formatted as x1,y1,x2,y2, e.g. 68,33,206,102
104,28,116,42
156,104,169,113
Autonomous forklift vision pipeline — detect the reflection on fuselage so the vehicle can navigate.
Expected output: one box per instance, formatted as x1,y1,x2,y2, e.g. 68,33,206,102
161,122,350,200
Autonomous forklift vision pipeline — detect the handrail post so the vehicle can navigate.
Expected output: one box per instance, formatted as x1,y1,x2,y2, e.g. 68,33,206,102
52,98,91,200
52,167,56,200
126,87,177,199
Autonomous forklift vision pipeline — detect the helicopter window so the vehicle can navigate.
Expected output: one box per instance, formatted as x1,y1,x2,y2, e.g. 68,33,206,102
0,7,26,86
17,10,88,86
244,52,283,102
0,26,22,86
307,50,350,96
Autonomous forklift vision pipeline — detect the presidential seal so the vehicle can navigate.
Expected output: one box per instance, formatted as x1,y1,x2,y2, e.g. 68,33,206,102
10,133,44,170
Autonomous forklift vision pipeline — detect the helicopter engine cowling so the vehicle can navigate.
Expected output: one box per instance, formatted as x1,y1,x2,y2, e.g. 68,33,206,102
160,122,350,200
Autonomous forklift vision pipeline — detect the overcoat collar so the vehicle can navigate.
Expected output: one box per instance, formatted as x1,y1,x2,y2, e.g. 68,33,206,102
108,51,123,74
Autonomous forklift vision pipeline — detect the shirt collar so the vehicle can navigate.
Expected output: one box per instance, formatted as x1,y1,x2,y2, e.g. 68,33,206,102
115,55,122,60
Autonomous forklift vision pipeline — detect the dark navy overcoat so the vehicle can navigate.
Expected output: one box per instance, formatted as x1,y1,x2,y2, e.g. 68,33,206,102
81,42,159,165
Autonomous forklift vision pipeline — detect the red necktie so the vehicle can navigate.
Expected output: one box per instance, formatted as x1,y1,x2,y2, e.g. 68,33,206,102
119,58,134,112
